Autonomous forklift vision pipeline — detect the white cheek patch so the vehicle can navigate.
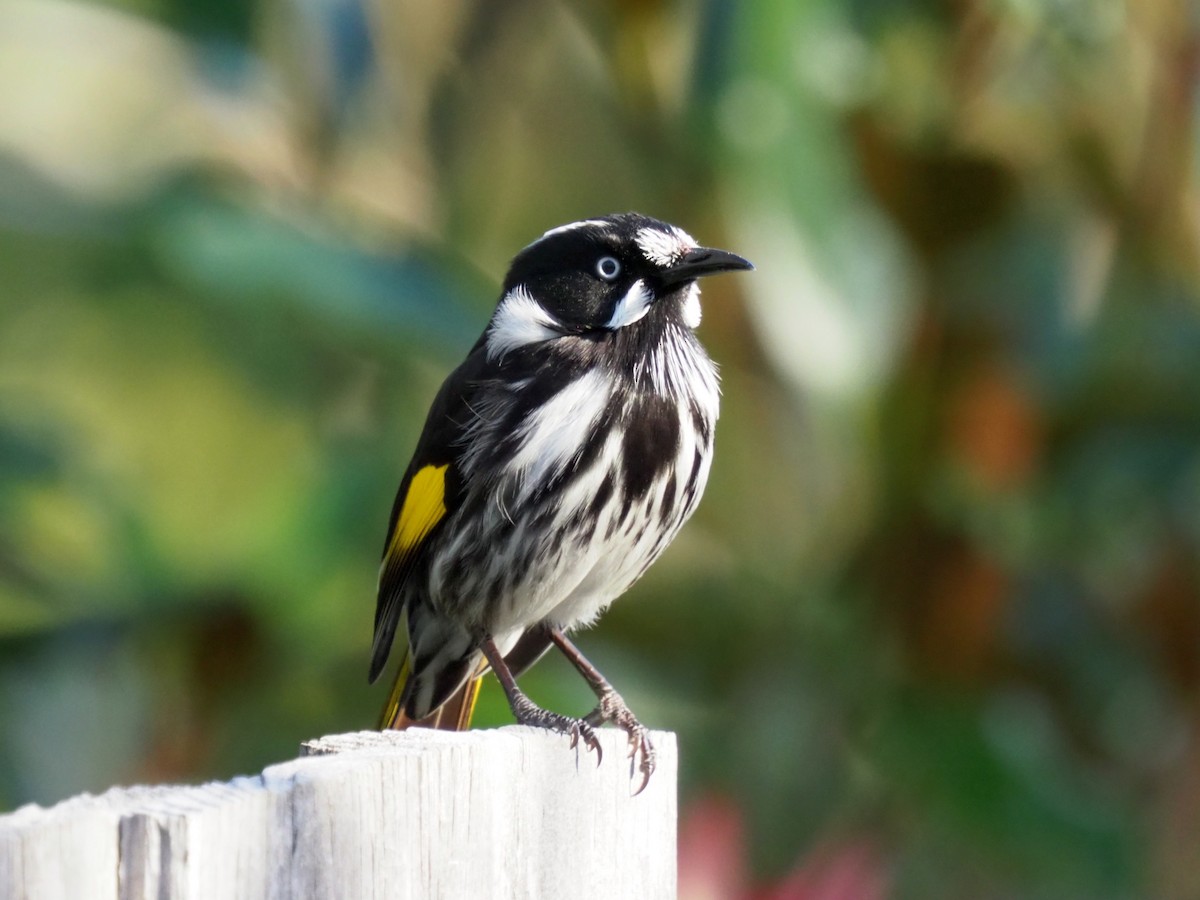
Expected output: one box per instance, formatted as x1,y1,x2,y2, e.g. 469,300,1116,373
635,225,697,266
606,279,653,329
681,282,702,328
486,287,562,361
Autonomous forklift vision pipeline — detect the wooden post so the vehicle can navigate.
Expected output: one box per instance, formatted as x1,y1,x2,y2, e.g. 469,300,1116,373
0,727,677,899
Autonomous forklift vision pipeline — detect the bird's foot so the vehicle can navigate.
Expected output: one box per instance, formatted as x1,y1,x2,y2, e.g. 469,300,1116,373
584,687,655,794
510,691,603,766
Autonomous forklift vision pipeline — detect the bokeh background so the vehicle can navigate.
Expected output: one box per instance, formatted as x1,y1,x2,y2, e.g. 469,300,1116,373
1,0,1198,896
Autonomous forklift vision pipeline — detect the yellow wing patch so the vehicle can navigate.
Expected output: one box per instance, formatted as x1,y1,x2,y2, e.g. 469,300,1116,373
386,464,449,565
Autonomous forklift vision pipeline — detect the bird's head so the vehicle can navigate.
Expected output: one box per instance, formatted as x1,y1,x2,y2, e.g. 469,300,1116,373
485,213,752,361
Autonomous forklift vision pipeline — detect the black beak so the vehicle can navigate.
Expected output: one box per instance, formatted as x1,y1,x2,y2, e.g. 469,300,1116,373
659,246,754,288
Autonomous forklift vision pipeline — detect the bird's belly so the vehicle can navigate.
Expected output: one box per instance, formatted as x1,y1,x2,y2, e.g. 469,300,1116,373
484,423,712,636
428,356,718,640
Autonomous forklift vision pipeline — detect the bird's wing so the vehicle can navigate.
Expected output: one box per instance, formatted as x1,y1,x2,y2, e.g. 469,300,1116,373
369,343,490,684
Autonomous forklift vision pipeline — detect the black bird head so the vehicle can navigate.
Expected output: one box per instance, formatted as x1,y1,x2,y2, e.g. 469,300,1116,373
485,213,752,361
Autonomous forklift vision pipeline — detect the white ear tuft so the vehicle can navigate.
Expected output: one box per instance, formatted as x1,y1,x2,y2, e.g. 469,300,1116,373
486,287,562,360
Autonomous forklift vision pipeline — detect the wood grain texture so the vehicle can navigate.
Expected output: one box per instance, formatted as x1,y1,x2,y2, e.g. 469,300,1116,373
0,727,677,900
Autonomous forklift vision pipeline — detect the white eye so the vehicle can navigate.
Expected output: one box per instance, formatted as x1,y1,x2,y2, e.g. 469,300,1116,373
595,256,621,281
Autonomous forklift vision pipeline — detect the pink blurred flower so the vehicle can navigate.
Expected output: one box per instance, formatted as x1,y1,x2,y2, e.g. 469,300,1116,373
679,794,889,900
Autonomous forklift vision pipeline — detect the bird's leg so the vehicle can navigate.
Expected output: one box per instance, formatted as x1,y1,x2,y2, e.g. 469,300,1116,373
547,628,656,794
481,636,602,764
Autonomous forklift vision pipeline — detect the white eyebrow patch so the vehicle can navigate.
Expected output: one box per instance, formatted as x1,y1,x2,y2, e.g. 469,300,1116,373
635,225,696,267
516,219,614,256
606,279,653,329
540,219,612,239
486,287,562,360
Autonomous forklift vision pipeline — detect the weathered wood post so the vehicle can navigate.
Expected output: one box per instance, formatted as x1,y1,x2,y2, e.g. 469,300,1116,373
0,726,677,899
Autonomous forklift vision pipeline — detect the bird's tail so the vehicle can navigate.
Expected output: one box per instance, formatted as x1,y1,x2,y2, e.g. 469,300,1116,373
378,652,484,731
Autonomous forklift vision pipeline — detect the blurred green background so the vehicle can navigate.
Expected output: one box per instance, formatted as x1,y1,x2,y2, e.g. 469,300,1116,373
1,0,1198,896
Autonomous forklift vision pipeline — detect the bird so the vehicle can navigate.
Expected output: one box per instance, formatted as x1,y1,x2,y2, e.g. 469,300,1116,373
370,212,752,791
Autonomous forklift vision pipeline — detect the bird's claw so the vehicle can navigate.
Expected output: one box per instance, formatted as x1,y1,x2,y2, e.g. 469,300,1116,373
567,720,604,766
585,687,656,793
512,694,603,766
626,724,656,795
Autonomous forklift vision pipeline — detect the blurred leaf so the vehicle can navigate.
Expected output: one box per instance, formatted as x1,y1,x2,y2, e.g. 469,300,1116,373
877,690,1138,896
150,191,486,349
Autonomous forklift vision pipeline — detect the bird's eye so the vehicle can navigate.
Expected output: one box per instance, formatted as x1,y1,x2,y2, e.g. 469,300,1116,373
595,256,621,281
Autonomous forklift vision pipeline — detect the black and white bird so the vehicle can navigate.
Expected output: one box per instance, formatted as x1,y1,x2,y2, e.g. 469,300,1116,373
370,213,752,789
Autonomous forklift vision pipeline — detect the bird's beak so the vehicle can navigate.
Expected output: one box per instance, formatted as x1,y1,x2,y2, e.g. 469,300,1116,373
659,247,754,288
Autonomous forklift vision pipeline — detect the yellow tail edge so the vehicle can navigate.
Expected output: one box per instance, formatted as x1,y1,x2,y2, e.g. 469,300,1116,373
379,652,484,731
